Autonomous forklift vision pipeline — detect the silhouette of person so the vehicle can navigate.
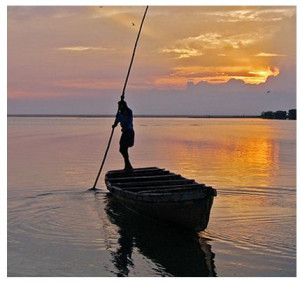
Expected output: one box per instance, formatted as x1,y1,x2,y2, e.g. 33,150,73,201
113,100,134,172
112,227,134,276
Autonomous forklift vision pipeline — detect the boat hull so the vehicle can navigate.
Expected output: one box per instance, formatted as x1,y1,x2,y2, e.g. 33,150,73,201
110,190,214,231
105,167,216,231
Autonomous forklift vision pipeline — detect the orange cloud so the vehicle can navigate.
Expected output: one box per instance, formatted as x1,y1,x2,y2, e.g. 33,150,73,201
255,52,286,57
57,46,111,52
162,47,202,59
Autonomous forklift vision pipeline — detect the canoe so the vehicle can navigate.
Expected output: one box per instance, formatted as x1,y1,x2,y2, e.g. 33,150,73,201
105,167,217,231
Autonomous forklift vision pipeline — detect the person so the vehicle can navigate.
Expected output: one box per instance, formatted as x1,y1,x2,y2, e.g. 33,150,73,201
112,100,135,172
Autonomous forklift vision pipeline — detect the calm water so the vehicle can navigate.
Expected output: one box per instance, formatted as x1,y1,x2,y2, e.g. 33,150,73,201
7,117,296,277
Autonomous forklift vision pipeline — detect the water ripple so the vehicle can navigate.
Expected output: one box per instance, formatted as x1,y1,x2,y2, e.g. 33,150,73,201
8,190,113,249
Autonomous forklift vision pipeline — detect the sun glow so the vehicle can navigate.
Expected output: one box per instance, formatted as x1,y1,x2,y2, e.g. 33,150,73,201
154,66,280,88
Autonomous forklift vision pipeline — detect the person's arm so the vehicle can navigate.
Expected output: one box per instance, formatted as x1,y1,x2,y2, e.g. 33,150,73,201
112,112,120,128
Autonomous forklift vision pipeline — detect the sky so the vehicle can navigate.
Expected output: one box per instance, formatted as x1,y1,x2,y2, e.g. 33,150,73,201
7,5,296,115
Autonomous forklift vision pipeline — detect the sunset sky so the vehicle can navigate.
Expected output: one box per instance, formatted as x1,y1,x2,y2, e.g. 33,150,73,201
7,5,296,115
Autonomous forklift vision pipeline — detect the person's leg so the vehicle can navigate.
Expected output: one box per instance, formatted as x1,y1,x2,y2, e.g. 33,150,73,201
120,146,133,171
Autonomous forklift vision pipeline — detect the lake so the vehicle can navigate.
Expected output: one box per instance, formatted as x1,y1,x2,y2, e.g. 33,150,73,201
7,117,296,276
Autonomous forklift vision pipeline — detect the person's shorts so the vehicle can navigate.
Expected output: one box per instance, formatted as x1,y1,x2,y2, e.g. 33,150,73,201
120,129,135,148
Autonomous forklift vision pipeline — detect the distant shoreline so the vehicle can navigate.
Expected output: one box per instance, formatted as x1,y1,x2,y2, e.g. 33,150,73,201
7,114,261,119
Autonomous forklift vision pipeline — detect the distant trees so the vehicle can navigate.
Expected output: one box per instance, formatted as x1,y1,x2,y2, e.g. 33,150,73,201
261,111,274,119
274,111,287,119
288,109,296,120
261,109,296,120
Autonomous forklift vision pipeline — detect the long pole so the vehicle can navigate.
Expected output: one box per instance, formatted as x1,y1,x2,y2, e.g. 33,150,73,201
121,5,149,101
90,6,149,190
90,127,115,190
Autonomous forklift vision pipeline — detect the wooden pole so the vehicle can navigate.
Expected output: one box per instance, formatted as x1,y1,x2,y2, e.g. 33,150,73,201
90,6,149,190
121,6,149,101
90,127,115,190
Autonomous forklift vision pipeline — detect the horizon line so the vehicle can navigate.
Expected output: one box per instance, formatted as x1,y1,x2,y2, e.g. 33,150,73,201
7,114,261,118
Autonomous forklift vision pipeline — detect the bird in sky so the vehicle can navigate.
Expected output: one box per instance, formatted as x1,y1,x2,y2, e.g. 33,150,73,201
132,22,135,26
267,90,271,94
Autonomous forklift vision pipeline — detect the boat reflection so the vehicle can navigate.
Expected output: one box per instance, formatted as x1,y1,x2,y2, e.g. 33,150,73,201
104,194,217,277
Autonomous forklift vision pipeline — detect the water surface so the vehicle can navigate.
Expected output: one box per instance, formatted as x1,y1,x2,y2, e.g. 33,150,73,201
7,117,296,276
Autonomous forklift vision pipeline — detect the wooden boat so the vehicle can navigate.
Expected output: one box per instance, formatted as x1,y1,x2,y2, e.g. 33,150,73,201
105,167,217,231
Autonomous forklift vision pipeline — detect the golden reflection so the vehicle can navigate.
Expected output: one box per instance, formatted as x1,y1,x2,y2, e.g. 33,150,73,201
161,121,279,189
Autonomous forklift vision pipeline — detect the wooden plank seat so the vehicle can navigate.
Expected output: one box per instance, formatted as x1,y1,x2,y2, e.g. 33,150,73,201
107,167,163,175
109,173,181,184
107,170,170,179
112,179,195,188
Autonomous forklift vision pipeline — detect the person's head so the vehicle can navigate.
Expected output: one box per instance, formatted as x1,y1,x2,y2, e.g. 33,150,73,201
118,100,128,112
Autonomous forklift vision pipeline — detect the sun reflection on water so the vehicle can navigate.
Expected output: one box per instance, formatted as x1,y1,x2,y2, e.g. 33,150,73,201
148,119,280,190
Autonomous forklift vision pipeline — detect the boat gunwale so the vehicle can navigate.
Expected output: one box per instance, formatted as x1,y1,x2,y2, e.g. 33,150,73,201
123,183,205,192
106,181,215,203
